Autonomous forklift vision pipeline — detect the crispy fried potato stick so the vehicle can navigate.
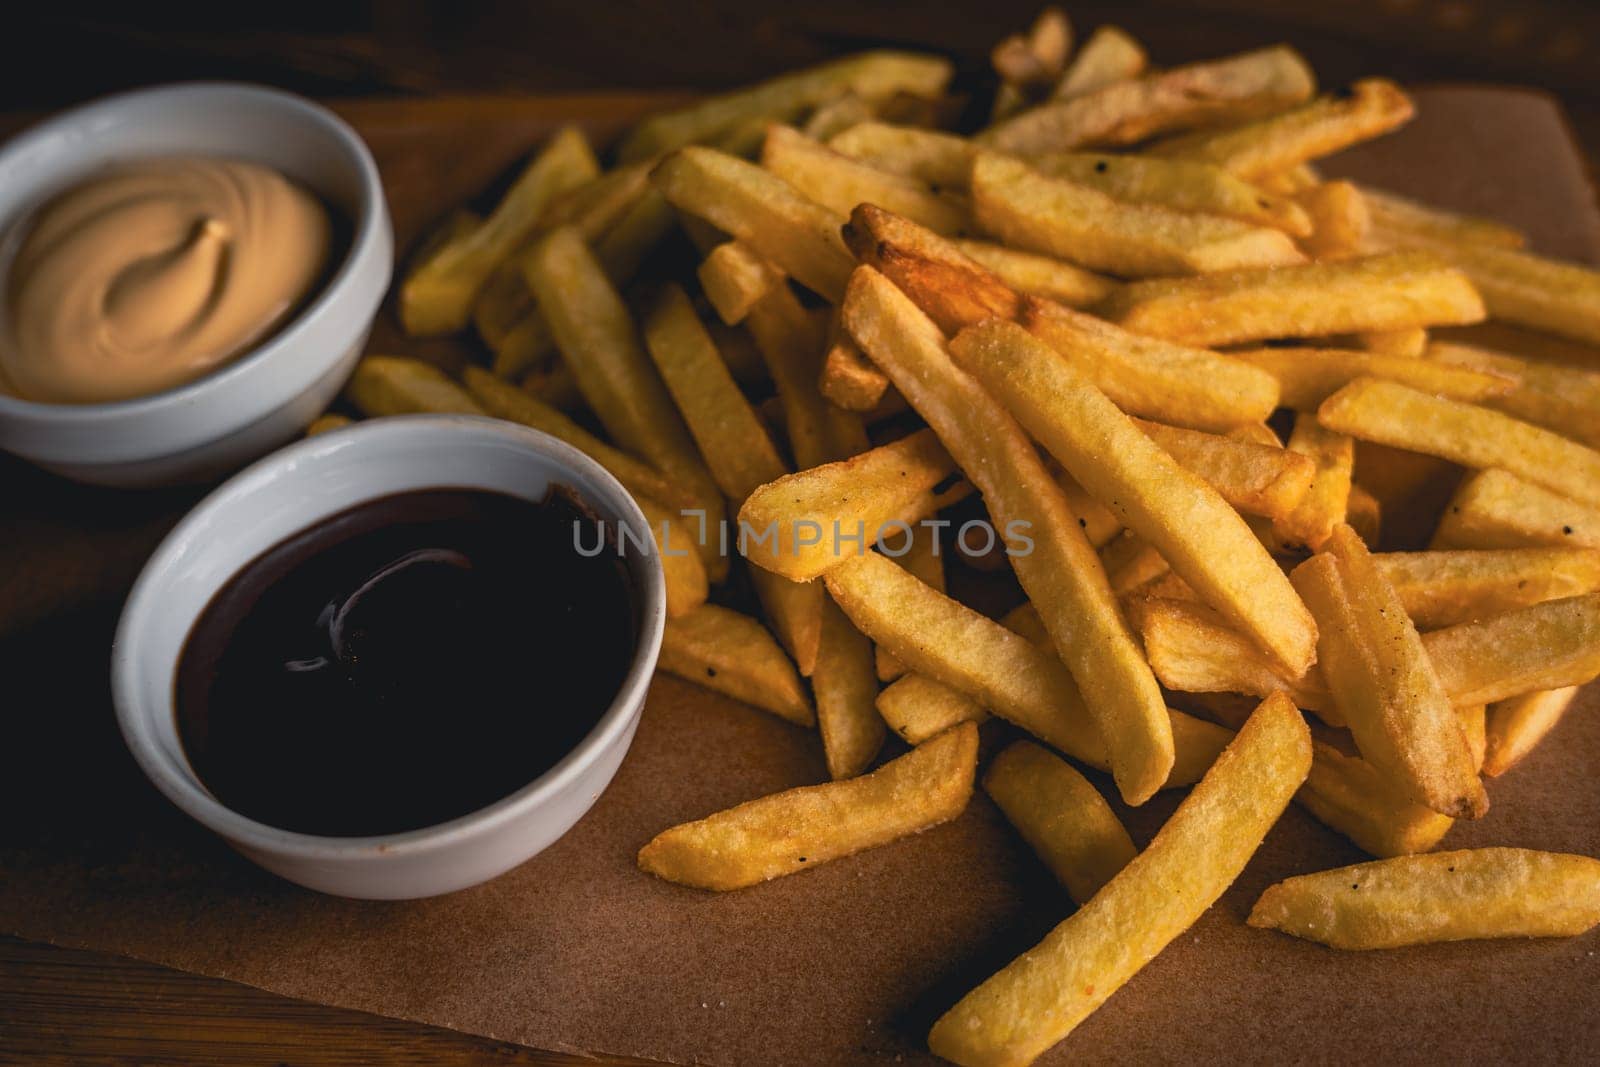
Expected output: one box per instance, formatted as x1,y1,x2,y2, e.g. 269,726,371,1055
1297,180,1370,260
1152,79,1414,179
952,318,1317,675
1484,687,1581,777
972,153,1306,276
985,741,1137,905
698,240,785,325
1138,596,1334,715
844,269,1173,804
1353,326,1428,356
1422,593,1600,705
1357,184,1526,249
1134,418,1315,519
819,313,892,412
745,284,870,468
1375,547,1600,629
636,495,710,618
1425,341,1600,450
1027,151,1312,236
951,239,1116,307
801,92,874,140
1100,251,1484,347
1432,469,1600,551
1232,345,1513,411
638,720,977,890
1050,25,1147,99
763,124,967,234
877,672,987,744
813,597,886,779
875,521,946,680
1318,378,1600,509
929,693,1311,1067
827,122,976,189
346,356,485,417
619,51,953,161
401,127,597,335
658,603,814,726
1291,536,1487,819
1297,741,1454,858
981,45,1315,155
1249,849,1600,948
1269,415,1353,553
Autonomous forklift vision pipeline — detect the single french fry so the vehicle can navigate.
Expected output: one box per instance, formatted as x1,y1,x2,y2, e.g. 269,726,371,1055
636,495,710,618
1268,415,1354,553
1050,25,1147,99
1139,596,1334,715
698,240,784,325
1426,341,1600,450
1317,378,1600,509
973,152,1306,276
929,693,1311,1067
747,566,825,680
763,124,967,235
1291,536,1487,819
1375,547,1600,629
305,413,352,436
875,521,946,680
828,121,975,189
801,92,874,141
659,604,814,726
745,285,870,469
1357,184,1526,249
981,45,1316,155
1298,741,1455,859
1101,251,1485,347
1249,849,1600,949
877,672,988,744
819,316,891,412
1153,79,1414,180
619,51,954,161
1027,151,1312,236
1432,469,1600,551
653,146,853,300
1231,345,1513,411
952,318,1317,674
401,127,598,335
346,356,485,417
813,597,886,779
1297,179,1370,260
846,269,1174,805
985,741,1137,905
642,284,786,502
947,239,1113,306
1354,326,1428,357
1422,593,1600,706
1135,418,1315,519
1484,687,1581,777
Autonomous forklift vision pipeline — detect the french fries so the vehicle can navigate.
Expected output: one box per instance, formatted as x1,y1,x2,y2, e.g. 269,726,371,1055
762,124,967,235
1298,742,1454,858
874,521,946,680
972,152,1306,276
1291,532,1488,819
844,268,1174,805
1134,418,1314,519
1050,24,1147,99
346,355,485,417
1375,547,1600,629
639,720,976,891
1138,596,1333,714
1296,179,1370,260
1317,378,1600,509
877,672,988,744
658,604,814,726
1432,469,1600,551
697,240,785,325
950,239,1115,307
928,693,1310,1067
636,495,710,618
744,284,870,468
984,740,1137,904
1249,849,1600,948
813,598,886,779
1421,593,1600,705
827,121,975,189
1231,345,1514,411
1270,415,1353,552
1100,251,1486,347
1484,687,1580,777
1425,341,1600,450
1357,184,1526,249
980,45,1315,154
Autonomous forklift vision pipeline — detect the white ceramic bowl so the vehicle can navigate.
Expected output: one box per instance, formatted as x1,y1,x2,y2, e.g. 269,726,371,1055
0,83,392,487
111,416,666,899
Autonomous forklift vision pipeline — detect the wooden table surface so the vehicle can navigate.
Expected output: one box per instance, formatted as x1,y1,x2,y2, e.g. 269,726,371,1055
5,4,1600,1064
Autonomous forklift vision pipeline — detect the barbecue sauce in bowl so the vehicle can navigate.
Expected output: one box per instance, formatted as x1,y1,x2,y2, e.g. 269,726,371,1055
175,487,638,837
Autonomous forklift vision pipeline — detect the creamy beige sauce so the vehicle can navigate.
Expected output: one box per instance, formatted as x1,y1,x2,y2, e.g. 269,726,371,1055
3,157,332,404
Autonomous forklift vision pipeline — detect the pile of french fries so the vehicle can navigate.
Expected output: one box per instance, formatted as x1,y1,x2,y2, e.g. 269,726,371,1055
338,9,1600,1064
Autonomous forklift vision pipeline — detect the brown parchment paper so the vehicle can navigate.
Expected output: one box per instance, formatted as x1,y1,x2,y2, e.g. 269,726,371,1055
3,87,1600,1066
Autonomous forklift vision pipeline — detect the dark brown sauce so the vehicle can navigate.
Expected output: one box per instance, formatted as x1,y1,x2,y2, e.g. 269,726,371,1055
175,487,638,837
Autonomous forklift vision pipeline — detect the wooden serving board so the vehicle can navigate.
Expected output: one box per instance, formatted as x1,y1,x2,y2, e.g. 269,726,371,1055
2,87,1599,1066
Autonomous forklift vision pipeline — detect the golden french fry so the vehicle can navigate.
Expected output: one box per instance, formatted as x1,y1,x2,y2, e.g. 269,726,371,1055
401,127,598,335
984,740,1137,905
1138,596,1334,715
980,45,1315,154
1422,593,1600,705
949,239,1115,307
1270,415,1353,552
929,693,1311,1067
1484,687,1581,777
1297,741,1454,858
653,146,853,301
1425,341,1600,450
1100,251,1485,347
827,121,975,188
845,269,1173,805
1357,184,1526,249
972,152,1306,276
1153,79,1414,179
877,672,988,744
801,92,874,141
1433,469,1600,551
1231,345,1513,411
1318,378,1600,509
697,240,784,325
1352,325,1428,356
636,495,710,618
659,604,814,726
639,719,977,890
745,285,869,469
747,566,825,680
346,356,485,417
952,318,1317,675
1291,534,1487,819
619,51,954,161
1375,547,1600,629
1050,25,1147,99
1027,151,1312,236
818,317,891,412
763,124,967,234
1249,848,1600,949
641,284,787,502
1296,179,1370,260
874,521,946,680
813,597,886,779
1135,418,1315,519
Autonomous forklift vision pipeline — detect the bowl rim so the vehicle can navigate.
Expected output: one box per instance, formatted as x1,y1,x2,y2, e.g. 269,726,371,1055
110,414,668,860
0,81,386,420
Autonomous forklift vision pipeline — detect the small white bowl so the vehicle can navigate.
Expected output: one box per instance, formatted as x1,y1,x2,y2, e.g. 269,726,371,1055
112,416,666,899
0,83,392,488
